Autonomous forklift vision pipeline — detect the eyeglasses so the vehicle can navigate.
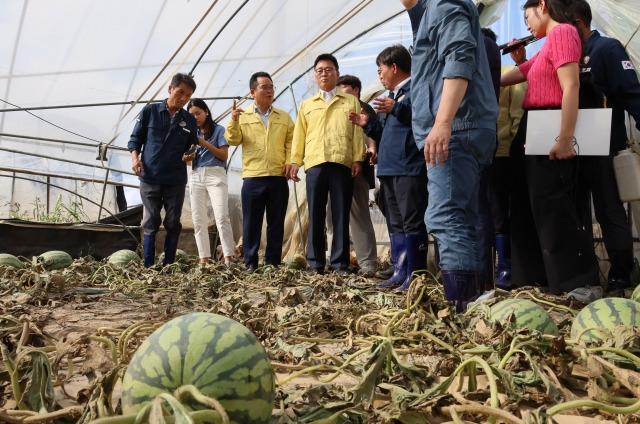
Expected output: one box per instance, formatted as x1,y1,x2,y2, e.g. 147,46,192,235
257,84,275,91
314,67,335,75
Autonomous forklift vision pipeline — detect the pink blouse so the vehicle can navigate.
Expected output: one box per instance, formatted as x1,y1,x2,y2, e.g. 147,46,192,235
519,24,581,109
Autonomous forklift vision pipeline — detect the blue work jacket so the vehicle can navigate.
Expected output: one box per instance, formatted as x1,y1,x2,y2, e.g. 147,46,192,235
128,101,199,185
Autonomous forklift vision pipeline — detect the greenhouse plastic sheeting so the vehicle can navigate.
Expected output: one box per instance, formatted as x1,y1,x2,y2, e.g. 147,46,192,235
0,0,638,240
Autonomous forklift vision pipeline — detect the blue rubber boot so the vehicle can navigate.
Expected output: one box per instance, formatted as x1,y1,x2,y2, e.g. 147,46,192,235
163,232,180,266
442,270,480,313
395,233,428,292
495,234,512,290
143,233,156,268
376,233,407,289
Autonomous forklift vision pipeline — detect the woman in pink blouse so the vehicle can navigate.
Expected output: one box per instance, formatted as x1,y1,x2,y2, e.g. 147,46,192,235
501,0,600,301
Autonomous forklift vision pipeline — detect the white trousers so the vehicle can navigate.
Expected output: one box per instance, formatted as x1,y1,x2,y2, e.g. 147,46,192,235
189,166,235,259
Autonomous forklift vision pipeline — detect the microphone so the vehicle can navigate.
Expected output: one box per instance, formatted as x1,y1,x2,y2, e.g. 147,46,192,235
499,35,538,55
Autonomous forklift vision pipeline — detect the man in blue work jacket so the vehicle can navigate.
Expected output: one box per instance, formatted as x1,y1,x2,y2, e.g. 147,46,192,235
128,73,199,268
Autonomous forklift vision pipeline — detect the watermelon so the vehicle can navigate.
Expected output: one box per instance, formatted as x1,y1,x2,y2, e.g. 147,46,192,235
489,298,559,335
571,298,640,342
284,254,308,270
108,249,140,267
0,253,23,269
631,285,640,303
157,249,189,265
121,312,274,424
37,250,72,270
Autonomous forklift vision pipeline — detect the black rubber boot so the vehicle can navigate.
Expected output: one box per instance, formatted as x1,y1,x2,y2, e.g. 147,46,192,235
442,270,480,313
394,233,428,292
376,233,407,289
143,233,156,268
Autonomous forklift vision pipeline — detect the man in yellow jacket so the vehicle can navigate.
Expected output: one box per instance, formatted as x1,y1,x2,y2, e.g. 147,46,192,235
290,53,366,275
225,71,295,274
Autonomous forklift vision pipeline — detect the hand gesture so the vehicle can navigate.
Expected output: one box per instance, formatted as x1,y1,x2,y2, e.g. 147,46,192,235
132,158,144,177
348,108,369,127
351,161,362,177
509,39,527,65
231,99,243,121
182,144,197,163
289,164,301,182
372,96,395,114
549,137,576,160
424,122,451,167
366,147,378,165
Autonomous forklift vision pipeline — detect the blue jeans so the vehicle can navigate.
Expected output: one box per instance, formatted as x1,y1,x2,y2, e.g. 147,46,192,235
425,128,495,271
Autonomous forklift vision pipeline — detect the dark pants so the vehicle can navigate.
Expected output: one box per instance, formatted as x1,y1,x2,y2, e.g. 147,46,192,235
115,185,128,212
577,155,634,281
379,175,428,234
241,176,289,267
139,181,185,236
306,163,354,270
476,167,495,285
509,112,599,294
487,156,511,234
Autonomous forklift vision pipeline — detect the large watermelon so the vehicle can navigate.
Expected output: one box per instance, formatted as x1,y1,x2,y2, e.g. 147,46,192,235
121,312,274,424
37,251,72,270
108,249,140,267
489,298,559,335
571,298,640,342
0,253,23,269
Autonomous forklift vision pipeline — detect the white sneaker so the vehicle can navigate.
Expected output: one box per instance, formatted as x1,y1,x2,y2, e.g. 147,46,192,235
566,285,603,303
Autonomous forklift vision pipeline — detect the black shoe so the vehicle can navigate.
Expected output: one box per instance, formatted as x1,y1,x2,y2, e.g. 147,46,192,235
607,277,630,297
244,264,257,275
375,265,394,279
306,267,325,276
331,268,351,277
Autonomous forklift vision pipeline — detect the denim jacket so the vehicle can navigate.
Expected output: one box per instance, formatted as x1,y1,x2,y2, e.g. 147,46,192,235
407,0,498,149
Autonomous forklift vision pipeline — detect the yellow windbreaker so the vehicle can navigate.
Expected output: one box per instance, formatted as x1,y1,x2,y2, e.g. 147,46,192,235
291,90,365,170
224,103,294,178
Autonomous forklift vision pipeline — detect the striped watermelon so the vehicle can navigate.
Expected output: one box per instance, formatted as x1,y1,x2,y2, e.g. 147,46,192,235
631,285,640,303
489,299,559,335
121,312,274,424
571,298,640,342
108,249,140,267
157,249,189,265
37,250,72,270
0,253,23,269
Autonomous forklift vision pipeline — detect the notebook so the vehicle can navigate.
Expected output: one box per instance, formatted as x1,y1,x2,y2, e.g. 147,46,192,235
525,108,611,156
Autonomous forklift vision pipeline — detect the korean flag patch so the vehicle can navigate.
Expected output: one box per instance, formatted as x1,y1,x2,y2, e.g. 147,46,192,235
622,60,635,70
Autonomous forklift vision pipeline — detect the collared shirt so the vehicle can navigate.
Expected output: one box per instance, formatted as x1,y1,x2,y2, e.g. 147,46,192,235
392,77,411,99
193,124,228,169
321,87,337,104
407,0,498,147
254,104,272,127
224,102,294,178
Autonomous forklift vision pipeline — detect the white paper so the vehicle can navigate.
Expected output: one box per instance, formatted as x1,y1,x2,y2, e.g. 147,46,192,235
525,109,612,156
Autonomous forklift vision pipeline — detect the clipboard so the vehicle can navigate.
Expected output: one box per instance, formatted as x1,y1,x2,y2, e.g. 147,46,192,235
525,108,611,156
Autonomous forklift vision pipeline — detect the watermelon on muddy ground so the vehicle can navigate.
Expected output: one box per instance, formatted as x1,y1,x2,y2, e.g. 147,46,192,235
0,253,24,269
37,250,72,270
108,249,140,267
489,298,559,335
571,297,640,342
121,312,275,424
